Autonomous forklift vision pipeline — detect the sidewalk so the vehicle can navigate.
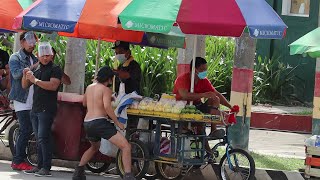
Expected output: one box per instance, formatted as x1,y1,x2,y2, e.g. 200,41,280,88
0,160,120,180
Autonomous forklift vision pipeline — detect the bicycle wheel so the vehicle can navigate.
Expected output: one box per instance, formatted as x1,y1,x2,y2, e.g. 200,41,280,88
26,134,37,166
8,123,19,156
116,139,149,179
86,161,111,173
219,149,255,180
155,161,183,180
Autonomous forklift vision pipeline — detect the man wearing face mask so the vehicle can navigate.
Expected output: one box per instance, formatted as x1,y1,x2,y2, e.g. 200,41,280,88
173,57,232,139
112,41,141,95
9,31,39,171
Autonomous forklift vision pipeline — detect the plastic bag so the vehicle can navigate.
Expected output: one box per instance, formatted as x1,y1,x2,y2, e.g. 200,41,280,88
99,138,118,157
99,125,126,157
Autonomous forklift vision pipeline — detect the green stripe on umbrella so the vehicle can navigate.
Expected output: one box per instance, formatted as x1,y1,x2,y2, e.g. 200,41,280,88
120,0,182,33
18,0,34,10
289,27,320,58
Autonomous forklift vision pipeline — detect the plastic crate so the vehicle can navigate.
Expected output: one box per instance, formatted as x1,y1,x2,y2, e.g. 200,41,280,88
305,146,320,178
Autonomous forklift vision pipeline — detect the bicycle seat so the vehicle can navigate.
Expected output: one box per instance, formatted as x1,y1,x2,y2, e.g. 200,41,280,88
207,129,225,140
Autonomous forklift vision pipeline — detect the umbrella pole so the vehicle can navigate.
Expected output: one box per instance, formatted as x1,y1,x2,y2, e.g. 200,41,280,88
190,35,198,105
95,38,102,77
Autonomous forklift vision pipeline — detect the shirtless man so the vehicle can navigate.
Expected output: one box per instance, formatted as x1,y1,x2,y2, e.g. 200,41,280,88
72,66,134,180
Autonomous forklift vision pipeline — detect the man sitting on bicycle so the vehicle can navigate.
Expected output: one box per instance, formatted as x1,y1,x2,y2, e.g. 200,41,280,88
173,57,232,139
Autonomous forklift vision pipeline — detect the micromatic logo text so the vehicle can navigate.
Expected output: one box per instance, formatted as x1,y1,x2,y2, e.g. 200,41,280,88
29,20,70,30
125,20,169,32
253,29,282,37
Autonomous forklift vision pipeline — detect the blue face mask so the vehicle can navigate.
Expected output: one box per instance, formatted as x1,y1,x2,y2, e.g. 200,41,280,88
197,71,207,79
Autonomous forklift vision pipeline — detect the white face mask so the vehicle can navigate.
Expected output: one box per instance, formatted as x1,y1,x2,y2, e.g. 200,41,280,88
115,54,127,63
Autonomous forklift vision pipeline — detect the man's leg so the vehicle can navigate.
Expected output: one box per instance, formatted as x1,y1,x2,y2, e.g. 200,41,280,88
37,112,55,171
12,110,33,169
73,141,99,180
30,111,43,169
78,141,100,166
108,132,132,174
206,96,220,132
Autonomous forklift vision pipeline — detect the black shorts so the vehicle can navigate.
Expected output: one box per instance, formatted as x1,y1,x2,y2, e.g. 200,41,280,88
83,118,117,142
196,101,219,114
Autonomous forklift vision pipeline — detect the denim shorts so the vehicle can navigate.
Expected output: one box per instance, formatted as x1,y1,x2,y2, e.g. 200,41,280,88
83,118,117,142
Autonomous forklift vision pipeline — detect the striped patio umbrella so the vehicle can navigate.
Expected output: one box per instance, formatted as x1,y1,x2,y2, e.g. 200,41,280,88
289,27,320,58
0,0,34,32
119,0,287,39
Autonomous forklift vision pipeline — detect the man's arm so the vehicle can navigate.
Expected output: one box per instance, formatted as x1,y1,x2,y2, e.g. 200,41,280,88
83,92,87,107
103,88,124,130
34,78,61,91
215,90,232,109
21,68,32,89
61,73,71,85
178,88,215,101
9,55,24,80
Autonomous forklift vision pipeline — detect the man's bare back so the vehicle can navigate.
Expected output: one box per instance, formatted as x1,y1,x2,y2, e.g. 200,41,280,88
84,82,112,121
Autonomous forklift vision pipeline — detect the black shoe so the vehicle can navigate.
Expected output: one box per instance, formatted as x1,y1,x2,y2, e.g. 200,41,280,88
72,166,86,180
34,168,52,177
24,167,40,175
123,172,136,180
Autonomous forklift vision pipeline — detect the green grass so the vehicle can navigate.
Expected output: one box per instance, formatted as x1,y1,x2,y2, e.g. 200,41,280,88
292,110,313,116
250,152,304,171
216,148,304,171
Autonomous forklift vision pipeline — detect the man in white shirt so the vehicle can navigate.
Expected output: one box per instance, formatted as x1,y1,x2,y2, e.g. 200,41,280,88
8,31,38,171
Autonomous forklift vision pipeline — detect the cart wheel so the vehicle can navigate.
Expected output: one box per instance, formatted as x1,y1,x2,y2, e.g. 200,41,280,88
26,134,37,166
219,149,255,180
155,161,183,180
116,139,150,179
8,123,19,156
86,162,111,173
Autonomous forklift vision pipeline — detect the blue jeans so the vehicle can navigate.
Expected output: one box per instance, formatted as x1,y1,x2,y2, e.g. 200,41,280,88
30,111,55,170
13,110,33,164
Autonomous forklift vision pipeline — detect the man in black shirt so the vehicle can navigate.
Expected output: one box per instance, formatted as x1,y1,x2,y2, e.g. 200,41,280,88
22,42,62,177
113,41,142,95
112,41,142,130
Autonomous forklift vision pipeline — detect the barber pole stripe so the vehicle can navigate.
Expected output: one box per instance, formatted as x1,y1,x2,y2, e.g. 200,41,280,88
313,72,320,97
230,91,252,117
177,64,190,76
313,64,320,134
231,67,254,93
313,97,320,119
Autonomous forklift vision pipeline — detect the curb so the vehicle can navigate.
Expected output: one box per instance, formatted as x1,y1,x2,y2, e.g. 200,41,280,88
251,112,312,133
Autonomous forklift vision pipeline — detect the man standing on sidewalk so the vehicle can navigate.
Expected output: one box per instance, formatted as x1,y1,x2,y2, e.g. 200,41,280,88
9,31,38,171
22,42,62,177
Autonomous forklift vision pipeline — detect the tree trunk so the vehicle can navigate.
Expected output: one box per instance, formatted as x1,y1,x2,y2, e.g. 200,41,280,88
63,38,86,94
229,33,256,150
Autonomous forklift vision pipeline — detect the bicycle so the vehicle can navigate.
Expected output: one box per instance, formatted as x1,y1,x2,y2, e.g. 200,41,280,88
0,90,17,154
120,109,256,180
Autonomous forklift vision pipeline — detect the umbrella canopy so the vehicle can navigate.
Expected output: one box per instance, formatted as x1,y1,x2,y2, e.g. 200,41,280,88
0,0,23,32
119,0,287,39
13,0,144,43
289,27,320,58
13,0,186,48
